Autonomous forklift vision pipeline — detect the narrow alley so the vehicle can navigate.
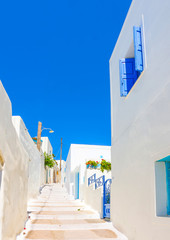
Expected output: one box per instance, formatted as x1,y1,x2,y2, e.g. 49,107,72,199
18,184,125,240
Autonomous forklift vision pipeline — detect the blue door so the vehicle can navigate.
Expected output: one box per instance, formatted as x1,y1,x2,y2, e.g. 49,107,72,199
103,179,112,218
75,172,79,199
165,162,170,214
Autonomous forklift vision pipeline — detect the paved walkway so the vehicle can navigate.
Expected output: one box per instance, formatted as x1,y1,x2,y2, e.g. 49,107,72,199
18,184,126,240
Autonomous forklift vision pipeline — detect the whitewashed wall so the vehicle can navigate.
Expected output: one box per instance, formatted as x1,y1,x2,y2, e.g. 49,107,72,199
110,0,170,239
12,116,45,200
84,169,111,217
56,160,66,184
65,147,72,194
41,137,53,155
41,137,53,183
66,144,111,199
0,81,29,240
45,164,58,184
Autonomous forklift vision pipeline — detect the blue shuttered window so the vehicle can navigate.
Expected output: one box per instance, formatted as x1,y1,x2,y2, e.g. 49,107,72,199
119,58,137,97
133,26,143,72
165,162,170,214
119,25,144,97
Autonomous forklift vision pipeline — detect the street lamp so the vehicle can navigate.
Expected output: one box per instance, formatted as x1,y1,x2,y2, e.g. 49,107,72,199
42,128,54,133
37,122,54,151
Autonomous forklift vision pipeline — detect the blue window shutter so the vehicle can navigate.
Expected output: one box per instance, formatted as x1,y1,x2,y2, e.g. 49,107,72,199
133,26,143,72
119,58,137,97
165,162,170,214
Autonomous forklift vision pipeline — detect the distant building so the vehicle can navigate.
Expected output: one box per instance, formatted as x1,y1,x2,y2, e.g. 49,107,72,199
41,137,53,155
55,159,66,184
66,144,111,200
40,137,56,183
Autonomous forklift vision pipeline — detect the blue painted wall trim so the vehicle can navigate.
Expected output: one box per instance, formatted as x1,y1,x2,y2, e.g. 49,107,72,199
157,156,170,215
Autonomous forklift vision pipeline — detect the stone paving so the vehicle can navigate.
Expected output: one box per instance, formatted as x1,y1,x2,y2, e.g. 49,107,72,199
18,184,127,240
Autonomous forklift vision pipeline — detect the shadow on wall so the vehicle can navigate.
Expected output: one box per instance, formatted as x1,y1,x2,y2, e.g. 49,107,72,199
0,150,4,191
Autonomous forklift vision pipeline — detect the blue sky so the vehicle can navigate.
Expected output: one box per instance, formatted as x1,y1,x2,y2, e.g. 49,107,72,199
0,0,132,160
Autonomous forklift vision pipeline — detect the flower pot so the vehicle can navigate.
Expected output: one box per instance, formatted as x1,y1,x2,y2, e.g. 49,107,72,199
87,164,90,169
94,164,101,169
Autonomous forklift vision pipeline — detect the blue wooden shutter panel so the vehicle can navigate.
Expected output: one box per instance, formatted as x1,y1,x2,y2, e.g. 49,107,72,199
119,58,137,97
133,26,143,72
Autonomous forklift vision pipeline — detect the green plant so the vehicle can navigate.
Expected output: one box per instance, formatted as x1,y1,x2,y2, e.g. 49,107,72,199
100,159,111,172
44,152,55,168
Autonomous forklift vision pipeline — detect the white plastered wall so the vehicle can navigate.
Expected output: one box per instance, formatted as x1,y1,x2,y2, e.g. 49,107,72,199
110,0,170,239
66,144,111,199
0,81,29,240
84,169,111,217
56,160,66,184
41,137,53,155
12,116,45,200
41,137,54,183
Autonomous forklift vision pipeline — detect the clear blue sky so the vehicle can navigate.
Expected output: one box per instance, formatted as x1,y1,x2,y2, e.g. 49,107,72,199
0,0,132,160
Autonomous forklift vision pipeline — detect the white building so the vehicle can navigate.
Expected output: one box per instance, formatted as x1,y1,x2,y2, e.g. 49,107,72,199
0,81,29,240
55,160,66,184
41,137,53,155
12,116,45,200
110,0,170,239
66,144,111,200
40,137,58,183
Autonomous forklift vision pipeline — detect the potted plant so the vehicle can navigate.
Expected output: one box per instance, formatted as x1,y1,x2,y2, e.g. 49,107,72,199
96,161,101,169
86,160,98,169
100,159,111,172
86,160,91,169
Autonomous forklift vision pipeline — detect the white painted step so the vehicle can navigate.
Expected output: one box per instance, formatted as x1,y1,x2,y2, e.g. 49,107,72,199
30,213,101,220
27,206,87,211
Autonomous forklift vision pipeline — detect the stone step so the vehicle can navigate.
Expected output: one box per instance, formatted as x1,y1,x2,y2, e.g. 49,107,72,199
30,213,100,220
28,203,84,207
30,210,96,216
28,206,87,212
29,219,106,225
29,199,76,203
24,229,118,239
26,222,114,231
17,184,127,240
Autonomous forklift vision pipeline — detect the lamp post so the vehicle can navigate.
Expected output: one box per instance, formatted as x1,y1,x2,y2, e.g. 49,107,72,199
60,137,62,171
37,122,42,151
37,121,54,151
